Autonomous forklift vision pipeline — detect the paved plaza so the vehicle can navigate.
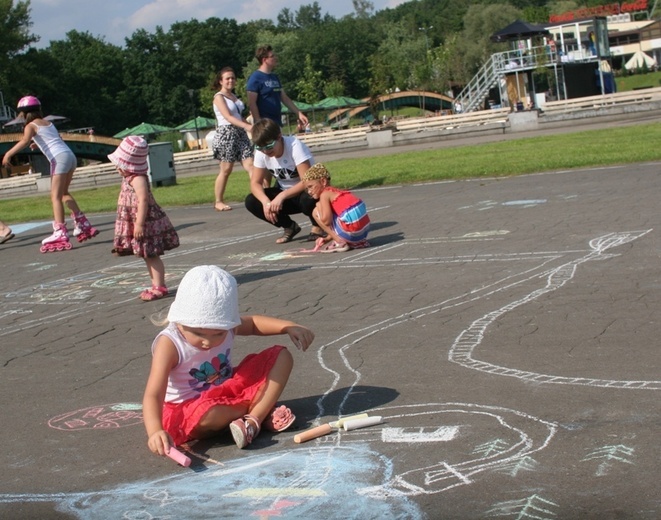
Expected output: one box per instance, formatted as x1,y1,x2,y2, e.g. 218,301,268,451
0,160,660,519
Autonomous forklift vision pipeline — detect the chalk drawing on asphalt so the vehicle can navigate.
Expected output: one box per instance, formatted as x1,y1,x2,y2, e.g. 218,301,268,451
448,230,661,390
354,403,556,498
0,225,655,517
582,445,635,476
0,447,425,519
48,403,143,431
8,401,555,518
485,494,559,519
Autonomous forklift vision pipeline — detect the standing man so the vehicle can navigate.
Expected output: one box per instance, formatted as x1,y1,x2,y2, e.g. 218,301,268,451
247,45,309,128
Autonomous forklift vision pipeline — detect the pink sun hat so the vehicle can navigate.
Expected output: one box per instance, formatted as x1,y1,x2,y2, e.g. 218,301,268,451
108,135,149,175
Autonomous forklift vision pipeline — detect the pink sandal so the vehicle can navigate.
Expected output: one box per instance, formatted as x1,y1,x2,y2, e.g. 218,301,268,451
140,286,168,302
262,405,296,432
319,240,350,253
230,414,261,449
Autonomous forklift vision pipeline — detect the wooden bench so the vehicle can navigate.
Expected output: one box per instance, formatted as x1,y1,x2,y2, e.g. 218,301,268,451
0,173,41,196
173,149,213,165
541,87,661,116
1,164,33,178
299,127,368,147
395,108,511,133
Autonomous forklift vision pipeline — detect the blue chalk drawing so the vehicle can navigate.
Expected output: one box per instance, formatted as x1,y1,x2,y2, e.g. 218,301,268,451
1,446,423,519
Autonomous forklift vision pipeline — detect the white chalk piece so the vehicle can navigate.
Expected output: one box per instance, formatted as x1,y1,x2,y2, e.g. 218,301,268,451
328,413,369,429
167,447,192,467
343,416,383,431
294,423,333,443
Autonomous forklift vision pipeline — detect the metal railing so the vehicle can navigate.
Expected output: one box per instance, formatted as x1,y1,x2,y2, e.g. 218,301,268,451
0,91,16,124
456,45,596,113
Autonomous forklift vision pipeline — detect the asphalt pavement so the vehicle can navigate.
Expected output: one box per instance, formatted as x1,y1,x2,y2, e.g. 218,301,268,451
0,149,660,518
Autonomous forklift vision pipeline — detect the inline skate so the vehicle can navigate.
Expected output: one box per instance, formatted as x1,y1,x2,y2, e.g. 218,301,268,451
40,222,72,253
72,212,99,243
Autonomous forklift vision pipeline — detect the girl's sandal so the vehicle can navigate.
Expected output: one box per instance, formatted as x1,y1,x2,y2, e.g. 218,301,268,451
275,222,301,244
140,286,169,302
230,414,261,448
262,405,296,432
0,231,15,244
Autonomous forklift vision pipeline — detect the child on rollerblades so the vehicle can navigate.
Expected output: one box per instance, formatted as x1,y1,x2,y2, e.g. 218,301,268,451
142,265,314,455
108,135,179,301
1,96,98,252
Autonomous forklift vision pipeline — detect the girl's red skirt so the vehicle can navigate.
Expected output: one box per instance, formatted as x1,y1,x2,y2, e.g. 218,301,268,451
162,345,285,445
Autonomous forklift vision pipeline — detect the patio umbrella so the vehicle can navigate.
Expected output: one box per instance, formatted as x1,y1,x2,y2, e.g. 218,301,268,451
490,19,549,43
113,122,174,139
281,100,314,114
175,116,216,131
3,114,69,128
315,96,367,128
313,96,365,110
624,50,657,71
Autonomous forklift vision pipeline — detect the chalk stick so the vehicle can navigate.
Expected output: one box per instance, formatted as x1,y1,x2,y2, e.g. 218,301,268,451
343,416,383,431
166,447,192,467
294,423,333,444
328,413,369,429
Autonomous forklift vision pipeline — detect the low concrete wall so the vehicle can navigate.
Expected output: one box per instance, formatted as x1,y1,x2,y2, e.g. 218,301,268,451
508,111,539,132
366,129,394,148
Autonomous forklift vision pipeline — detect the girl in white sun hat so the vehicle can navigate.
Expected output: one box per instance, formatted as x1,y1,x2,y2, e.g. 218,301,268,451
142,265,314,454
108,135,179,301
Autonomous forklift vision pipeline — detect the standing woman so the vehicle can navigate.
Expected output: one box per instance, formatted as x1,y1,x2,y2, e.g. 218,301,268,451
1,96,98,252
211,67,254,212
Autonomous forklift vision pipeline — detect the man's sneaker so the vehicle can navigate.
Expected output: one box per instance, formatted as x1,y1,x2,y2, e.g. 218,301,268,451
230,415,260,449
319,240,350,253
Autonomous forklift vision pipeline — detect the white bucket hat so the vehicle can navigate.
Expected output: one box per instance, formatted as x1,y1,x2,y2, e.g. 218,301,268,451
167,266,241,330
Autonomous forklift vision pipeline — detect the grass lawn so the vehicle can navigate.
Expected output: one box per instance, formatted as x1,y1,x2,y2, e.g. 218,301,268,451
1,121,661,224
615,70,661,91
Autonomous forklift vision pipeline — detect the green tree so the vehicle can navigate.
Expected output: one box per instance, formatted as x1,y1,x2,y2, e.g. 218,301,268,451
323,79,345,97
370,21,424,94
352,0,375,18
0,0,37,89
430,33,466,93
44,31,125,134
295,54,323,104
547,1,579,16
456,3,522,76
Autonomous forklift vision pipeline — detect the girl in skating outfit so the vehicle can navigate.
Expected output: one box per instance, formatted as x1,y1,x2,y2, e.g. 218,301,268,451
1,96,98,252
143,265,313,454
210,67,254,212
108,135,179,301
302,163,371,252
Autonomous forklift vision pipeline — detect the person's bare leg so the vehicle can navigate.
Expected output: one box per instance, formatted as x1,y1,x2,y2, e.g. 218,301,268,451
192,404,247,439
144,256,166,288
313,206,341,243
241,156,254,181
214,162,233,211
49,174,68,223
247,348,294,423
0,220,12,237
60,169,81,216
